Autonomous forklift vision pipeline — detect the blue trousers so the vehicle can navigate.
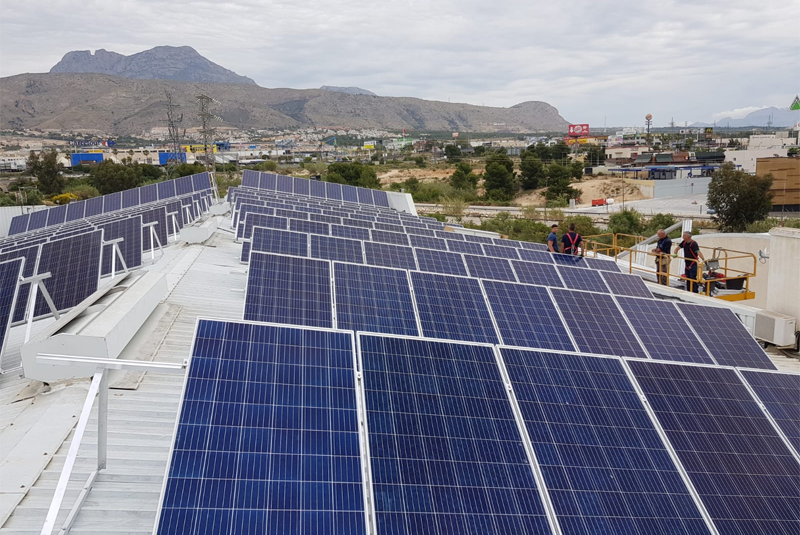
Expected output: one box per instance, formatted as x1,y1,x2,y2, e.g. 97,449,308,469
685,263,699,293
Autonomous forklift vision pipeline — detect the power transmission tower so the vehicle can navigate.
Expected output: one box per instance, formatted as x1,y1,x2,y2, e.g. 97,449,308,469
196,94,221,199
164,90,184,179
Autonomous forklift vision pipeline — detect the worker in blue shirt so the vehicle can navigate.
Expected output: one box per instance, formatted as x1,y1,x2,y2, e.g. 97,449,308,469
547,224,559,253
651,229,672,285
561,223,582,255
675,231,705,293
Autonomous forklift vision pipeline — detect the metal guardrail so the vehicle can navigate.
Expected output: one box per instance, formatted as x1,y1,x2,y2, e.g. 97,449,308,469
36,355,188,535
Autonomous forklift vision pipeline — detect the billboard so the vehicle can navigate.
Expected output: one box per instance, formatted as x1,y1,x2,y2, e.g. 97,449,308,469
568,124,590,136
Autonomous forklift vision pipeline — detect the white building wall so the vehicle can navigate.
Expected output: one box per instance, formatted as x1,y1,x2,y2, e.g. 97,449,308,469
725,148,788,173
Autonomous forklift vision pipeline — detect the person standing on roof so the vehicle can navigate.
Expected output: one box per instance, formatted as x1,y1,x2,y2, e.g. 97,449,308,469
561,223,583,255
675,231,704,293
652,229,672,285
547,224,559,253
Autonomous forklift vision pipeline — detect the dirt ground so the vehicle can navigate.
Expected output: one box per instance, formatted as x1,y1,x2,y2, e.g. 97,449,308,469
378,168,454,185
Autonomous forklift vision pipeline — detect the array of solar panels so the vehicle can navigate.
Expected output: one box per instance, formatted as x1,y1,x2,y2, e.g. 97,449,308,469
156,173,799,535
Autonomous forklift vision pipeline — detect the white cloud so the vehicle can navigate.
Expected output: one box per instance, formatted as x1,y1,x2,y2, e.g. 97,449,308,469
711,106,773,121
1,0,798,127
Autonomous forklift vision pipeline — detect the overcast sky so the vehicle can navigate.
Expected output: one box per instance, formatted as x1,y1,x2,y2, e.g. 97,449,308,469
1,0,797,127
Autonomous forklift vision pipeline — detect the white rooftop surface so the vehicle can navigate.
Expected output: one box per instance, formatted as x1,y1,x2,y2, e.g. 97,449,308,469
0,210,798,534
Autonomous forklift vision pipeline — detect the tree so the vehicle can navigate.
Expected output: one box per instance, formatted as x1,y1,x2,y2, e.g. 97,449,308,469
90,160,143,195
519,155,545,190
544,164,578,201
444,145,462,160
550,141,571,162
569,160,584,180
27,149,65,194
173,162,206,178
584,145,606,167
608,209,644,236
707,162,773,232
326,161,381,189
484,151,514,174
140,164,164,182
472,145,486,156
522,143,551,162
449,162,478,191
483,162,516,202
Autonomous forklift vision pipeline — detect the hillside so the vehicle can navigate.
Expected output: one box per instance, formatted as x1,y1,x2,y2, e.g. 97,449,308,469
0,73,570,135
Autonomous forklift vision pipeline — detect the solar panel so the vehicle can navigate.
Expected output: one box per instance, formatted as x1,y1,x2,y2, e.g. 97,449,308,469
615,297,714,364
84,196,103,217
414,248,468,276
629,361,800,535
435,230,459,240
292,176,310,196
259,172,277,191
740,370,800,452
483,282,574,351
330,225,370,242
373,222,405,233
493,238,524,248
511,260,563,288
289,219,329,236
341,218,373,230
359,335,553,535
46,205,67,226
27,210,48,231
309,213,341,225
600,271,653,298
370,229,409,246
462,234,494,244
517,249,554,264
463,255,517,282
156,319,367,535
356,188,373,205
247,228,308,263
275,208,309,221
175,175,193,196
309,179,327,199
372,189,390,207
551,254,588,268
550,289,648,358
481,244,521,260
403,227,436,238
325,182,343,201
503,349,712,535
583,257,621,272
8,214,29,235
122,188,140,209
676,303,776,370
410,271,499,343
520,242,549,252
276,174,293,193
140,184,158,204
0,245,39,323
341,185,359,203
244,253,333,328
242,214,288,241
409,235,448,251
101,192,122,213
99,215,143,276
158,179,177,200
363,242,417,271
310,235,363,264
35,230,102,318
445,239,484,255
236,204,274,230
191,172,210,192
333,264,418,335
557,265,610,293
141,207,169,252
242,169,259,187
0,258,24,357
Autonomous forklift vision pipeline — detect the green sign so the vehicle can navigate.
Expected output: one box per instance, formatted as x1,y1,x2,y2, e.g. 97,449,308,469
791,95,800,111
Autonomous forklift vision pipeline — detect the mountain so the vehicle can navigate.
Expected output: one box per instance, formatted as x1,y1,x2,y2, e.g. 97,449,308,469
50,46,256,85
691,106,799,128
320,86,377,96
0,73,570,135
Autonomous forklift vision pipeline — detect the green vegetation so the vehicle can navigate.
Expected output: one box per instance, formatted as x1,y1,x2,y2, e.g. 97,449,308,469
745,218,800,233
707,162,774,232
27,150,65,194
465,212,550,243
449,162,479,196
325,161,381,189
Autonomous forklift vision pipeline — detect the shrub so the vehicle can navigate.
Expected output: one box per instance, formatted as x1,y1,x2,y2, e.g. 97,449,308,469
64,184,100,200
51,193,79,205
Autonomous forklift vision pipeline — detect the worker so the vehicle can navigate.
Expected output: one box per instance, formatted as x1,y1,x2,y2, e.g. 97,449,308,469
675,231,704,293
651,229,672,285
561,223,582,255
547,224,559,253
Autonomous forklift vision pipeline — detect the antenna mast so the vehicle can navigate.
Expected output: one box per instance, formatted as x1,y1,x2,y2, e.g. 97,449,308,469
164,90,183,179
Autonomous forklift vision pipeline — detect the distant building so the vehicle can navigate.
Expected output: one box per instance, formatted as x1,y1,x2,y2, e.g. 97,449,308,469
726,148,789,174
758,157,799,211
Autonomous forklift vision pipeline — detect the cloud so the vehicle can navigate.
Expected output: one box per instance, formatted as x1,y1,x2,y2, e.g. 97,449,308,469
711,106,773,121
1,0,798,127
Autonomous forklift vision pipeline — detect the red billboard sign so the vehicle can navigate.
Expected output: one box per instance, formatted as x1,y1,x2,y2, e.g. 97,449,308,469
568,124,589,136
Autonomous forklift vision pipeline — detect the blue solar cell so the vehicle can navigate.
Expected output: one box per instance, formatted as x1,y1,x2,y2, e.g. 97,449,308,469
370,230,409,247
493,238,524,248
289,219,329,236
235,204,273,231
373,222,404,233
309,179,327,198
583,257,621,272
46,205,67,227
600,271,653,298
140,184,158,204
558,265,610,293
156,319,367,535
243,214,288,241
141,207,169,253
484,282,573,350
438,231,462,240
503,350,712,535
27,210,48,231
445,239,483,255
331,225,370,242
341,218,373,230
244,253,333,327
615,297,714,364
550,289,648,358
364,242,417,271
404,227,436,237
410,271,499,343
482,244,520,260
360,335,552,535
241,169,259,187
175,175,193,196
520,242,549,252
309,213,340,225
350,213,375,221
414,248,467,276
0,245,38,323
311,235,363,264
122,188,140,208
8,214,29,235
102,191,122,213
259,172,277,190
356,188,373,205
511,260,563,288
247,228,308,263
35,230,102,318
333,264,418,335
629,361,800,535
158,179,177,200
275,208,309,221
551,254,589,268
165,201,184,235
276,174,293,193
372,189,390,207
325,181,343,201
293,176,310,196
409,235,447,251
517,249,554,264
341,185,359,204
191,172,210,192
677,303,775,370
462,234,494,244
0,258,24,356
84,196,103,217
741,370,800,452
99,216,143,276
463,255,517,282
